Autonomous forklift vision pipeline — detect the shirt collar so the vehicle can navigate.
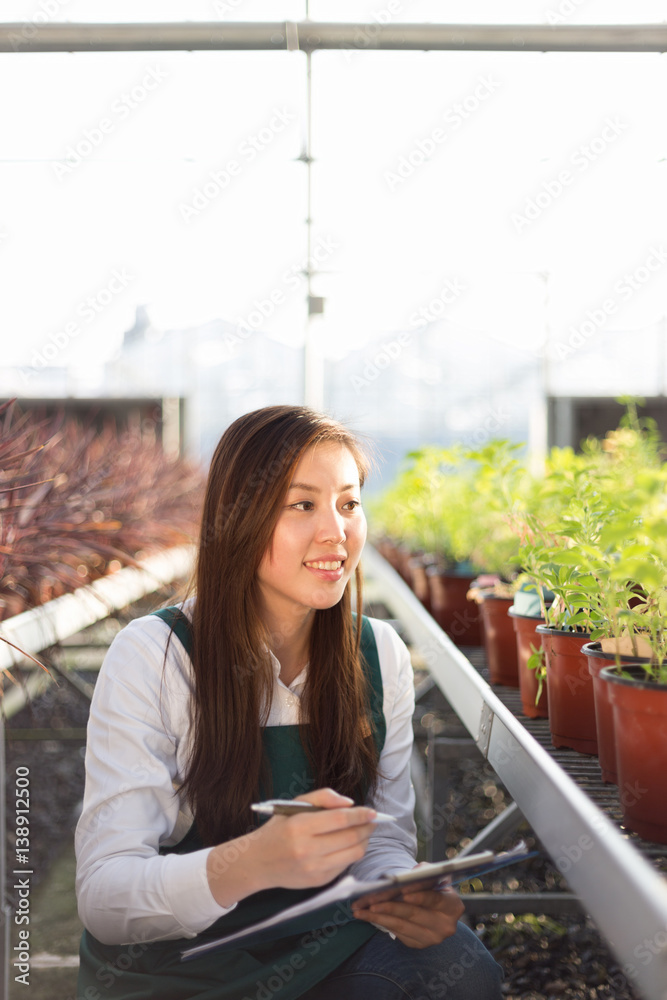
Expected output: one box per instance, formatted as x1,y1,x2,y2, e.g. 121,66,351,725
268,648,308,692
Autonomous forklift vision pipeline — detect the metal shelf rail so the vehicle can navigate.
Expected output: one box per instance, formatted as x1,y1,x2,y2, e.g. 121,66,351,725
361,545,667,1000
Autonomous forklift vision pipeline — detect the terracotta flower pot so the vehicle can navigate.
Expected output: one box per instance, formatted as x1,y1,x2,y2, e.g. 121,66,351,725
481,596,519,687
426,567,482,645
396,545,414,586
408,555,432,614
509,610,548,717
536,625,596,754
603,665,667,844
376,539,402,574
582,643,620,783
581,643,652,785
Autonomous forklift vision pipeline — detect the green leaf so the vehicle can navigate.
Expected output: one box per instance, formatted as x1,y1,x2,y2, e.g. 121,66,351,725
565,611,590,625
599,522,635,547
630,563,665,592
645,519,667,541
549,549,583,566
616,543,653,561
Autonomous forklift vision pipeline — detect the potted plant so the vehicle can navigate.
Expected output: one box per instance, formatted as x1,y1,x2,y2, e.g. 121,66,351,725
599,551,667,840
368,446,485,644
573,405,667,791
519,412,660,754
581,638,650,784
603,656,667,843
508,578,551,717
592,412,667,840
578,512,656,785
472,580,519,685
514,447,606,753
461,441,527,683
366,459,435,594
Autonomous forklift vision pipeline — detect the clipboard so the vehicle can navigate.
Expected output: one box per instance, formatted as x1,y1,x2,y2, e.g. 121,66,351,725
181,841,534,961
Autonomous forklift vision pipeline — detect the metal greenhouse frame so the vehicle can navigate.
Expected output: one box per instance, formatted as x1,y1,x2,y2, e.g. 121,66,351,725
2,19,666,1000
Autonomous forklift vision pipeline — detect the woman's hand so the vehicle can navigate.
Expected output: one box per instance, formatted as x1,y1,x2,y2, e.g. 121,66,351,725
206,788,377,907
352,878,465,949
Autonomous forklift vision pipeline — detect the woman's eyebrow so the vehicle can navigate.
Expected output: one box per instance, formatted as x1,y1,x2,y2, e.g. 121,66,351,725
288,481,358,493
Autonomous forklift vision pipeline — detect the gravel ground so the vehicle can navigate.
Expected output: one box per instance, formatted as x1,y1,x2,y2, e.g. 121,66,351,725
433,755,642,1000
4,678,88,896
2,609,645,999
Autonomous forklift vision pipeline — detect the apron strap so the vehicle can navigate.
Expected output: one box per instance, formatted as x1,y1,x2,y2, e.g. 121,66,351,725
354,612,386,752
152,604,193,654
151,606,386,752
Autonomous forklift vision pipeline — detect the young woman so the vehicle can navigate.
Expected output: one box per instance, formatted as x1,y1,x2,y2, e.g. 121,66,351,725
75,404,503,999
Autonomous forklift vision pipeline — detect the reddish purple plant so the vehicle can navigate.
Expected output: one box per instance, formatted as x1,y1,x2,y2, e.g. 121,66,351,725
0,400,204,623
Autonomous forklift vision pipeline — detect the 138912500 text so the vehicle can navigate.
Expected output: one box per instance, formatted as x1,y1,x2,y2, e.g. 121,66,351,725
14,766,32,986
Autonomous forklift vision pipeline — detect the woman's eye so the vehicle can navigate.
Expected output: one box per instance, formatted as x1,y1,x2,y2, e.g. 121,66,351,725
288,499,361,511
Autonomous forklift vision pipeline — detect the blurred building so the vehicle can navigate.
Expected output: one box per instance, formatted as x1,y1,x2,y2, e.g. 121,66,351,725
325,320,540,490
2,305,664,486
105,307,540,489
104,306,302,463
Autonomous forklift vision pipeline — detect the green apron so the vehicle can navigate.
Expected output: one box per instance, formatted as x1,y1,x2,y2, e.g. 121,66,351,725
78,610,387,1000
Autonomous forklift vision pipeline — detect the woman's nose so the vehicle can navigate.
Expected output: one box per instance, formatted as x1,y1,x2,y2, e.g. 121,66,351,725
316,507,346,543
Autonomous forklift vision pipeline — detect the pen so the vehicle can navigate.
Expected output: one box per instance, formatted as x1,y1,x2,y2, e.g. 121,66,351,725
251,799,397,822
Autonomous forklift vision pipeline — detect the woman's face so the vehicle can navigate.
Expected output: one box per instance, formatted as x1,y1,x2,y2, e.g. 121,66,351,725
256,441,367,619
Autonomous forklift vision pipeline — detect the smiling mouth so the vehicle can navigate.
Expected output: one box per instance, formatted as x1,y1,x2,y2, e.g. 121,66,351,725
304,560,345,571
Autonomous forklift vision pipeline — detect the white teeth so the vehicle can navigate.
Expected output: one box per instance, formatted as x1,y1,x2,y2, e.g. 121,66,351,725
306,560,343,571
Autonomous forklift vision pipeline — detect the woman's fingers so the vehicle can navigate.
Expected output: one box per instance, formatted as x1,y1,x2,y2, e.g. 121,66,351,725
312,820,377,855
352,889,465,949
359,897,459,925
280,818,376,872
398,887,465,916
286,805,377,837
254,801,376,888
293,787,354,808
272,788,377,852
352,905,438,949
354,920,425,949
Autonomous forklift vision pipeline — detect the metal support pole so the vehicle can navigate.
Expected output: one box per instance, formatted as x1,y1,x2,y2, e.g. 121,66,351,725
302,48,324,409
1,22,666,54
458,801,526,856
462,892,584,918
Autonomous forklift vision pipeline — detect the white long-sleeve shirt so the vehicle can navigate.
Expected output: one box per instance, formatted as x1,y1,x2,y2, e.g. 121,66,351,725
74,608,418,946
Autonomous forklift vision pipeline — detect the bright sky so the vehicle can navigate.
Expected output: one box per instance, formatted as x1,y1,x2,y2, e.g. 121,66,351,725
0,1,666,383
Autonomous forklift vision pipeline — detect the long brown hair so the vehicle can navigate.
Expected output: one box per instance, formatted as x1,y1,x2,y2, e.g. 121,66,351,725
177,405,380,846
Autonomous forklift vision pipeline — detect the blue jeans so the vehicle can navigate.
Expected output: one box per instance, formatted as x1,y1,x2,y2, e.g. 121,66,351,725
298,923,504,999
